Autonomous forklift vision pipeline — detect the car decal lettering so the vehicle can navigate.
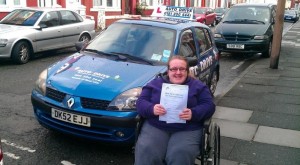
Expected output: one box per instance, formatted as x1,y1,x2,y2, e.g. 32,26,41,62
55,53,84,75
200,56,213,72
71,67,121,84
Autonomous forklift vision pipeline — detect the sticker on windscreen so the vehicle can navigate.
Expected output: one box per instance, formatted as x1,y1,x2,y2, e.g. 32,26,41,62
161,50,171,62
151,54,162,61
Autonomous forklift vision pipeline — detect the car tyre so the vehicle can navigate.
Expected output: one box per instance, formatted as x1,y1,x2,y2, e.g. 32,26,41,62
261,40,272,58
11,41,32,64
211,19,216,27
79,33,91,43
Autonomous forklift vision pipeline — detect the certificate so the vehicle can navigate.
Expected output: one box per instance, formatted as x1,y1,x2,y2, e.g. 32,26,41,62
159,83,189,123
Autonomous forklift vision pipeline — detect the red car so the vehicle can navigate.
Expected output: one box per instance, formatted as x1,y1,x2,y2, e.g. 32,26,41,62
193,7,217,26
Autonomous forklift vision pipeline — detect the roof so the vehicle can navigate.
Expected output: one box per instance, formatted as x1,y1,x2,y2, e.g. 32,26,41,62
115,17,210,31
16,7,73,12
233,3,276,8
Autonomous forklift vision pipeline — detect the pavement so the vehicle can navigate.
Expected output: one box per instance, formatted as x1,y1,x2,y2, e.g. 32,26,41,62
212,21,300,165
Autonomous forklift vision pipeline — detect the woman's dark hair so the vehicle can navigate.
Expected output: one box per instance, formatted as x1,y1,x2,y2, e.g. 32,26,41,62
167,56,190,74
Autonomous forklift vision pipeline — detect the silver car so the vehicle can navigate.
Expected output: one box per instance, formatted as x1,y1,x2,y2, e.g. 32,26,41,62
0,8,96,64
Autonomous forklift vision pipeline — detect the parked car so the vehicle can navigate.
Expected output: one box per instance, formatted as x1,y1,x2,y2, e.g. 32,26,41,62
0,7,96,64
214,3,276,58
193,7,217,26
31,6,220,144
0,137,3,165
214,7,228,24
284,10,299,23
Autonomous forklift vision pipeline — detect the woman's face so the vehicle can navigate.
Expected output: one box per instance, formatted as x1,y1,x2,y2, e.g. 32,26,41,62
168,59,188,84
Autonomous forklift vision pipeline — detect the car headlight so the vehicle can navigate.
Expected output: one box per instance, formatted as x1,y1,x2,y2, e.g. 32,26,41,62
254,35,269,40
0,39,8,47
35,69,48,96
107,88,142,111
214,33,222,38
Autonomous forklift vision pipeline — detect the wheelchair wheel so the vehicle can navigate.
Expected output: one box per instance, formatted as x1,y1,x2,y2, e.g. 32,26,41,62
213,125,220,165
207,122,220,165
200,128,207,165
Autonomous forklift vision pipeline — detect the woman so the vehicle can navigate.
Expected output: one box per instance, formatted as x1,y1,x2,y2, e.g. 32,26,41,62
134,56,215,165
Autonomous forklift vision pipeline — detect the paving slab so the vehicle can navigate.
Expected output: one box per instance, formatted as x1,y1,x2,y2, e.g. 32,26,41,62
228,140,300,165
212,119,258,141
214,106,253,122
249,111,300,131
254,126,300,148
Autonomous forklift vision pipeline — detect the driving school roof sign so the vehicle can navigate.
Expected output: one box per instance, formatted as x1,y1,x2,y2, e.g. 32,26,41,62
151,6,194,20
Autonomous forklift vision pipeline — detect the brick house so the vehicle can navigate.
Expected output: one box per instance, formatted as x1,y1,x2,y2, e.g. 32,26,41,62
0,0,233,29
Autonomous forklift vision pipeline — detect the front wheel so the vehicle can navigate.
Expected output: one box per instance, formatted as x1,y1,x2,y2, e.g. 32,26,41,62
211,20,216,27
11,41,32,64
261,40,272,58
79,34,91,43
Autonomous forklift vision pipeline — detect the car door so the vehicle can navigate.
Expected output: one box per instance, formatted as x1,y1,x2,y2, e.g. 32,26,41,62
59,10,83,47
36,11,63,51
192,27,218,85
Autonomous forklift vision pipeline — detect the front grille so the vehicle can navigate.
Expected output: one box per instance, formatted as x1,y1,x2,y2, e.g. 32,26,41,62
81,97,110,110
46,87,66,102
224,35,252,41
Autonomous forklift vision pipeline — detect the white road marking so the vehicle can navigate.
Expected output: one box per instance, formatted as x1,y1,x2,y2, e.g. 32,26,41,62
231,61,245,70
61,160,76,165
3,152,20,160
1,139,36,153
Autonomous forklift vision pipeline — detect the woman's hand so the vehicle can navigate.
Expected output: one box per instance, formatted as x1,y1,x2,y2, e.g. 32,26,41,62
153,104,166,116
179,108,192,121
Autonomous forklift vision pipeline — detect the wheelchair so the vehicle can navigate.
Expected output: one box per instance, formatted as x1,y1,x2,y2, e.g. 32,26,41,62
134,116,221,165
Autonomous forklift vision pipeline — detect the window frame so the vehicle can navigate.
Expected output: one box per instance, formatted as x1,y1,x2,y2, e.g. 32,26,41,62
139,0,164,9
0,0,25,12
91,0,121,12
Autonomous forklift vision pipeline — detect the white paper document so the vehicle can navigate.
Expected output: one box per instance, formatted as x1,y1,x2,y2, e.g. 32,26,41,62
159,83,189,123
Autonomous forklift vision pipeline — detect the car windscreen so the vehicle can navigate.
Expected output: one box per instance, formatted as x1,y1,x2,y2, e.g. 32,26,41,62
285,10,296,15
215,8,226,14
85,23,176,65
194,8,206,14
0,9,43,26
222,6,270,24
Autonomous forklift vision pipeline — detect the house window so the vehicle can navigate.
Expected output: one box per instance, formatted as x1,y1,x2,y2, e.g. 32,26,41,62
14,0,20,5
0,0,25,11
139,0,163,8
0,0,5,5
93,0,120,8
38,0,57,7
0,0,21,5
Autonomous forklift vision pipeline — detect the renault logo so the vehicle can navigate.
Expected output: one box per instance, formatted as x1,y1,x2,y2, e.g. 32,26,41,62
67,98,75,108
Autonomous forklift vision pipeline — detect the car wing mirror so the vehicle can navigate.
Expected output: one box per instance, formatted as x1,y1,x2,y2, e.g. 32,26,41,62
35,24,47,30
75,41,87,51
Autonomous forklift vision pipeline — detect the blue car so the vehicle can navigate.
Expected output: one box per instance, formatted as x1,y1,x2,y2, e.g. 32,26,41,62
31,6,220,144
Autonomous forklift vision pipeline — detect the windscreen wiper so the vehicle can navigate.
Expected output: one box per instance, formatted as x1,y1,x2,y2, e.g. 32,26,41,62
110,52,154,65
84,49,110,56
84,49,130,61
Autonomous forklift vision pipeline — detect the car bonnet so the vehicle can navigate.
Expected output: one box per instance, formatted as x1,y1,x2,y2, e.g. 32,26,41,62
216,23,269,36
0,24,29,35
47,53,166,101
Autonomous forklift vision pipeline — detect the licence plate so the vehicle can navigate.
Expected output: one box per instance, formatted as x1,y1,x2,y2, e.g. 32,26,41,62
226,44,244,49
51,108,91,127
